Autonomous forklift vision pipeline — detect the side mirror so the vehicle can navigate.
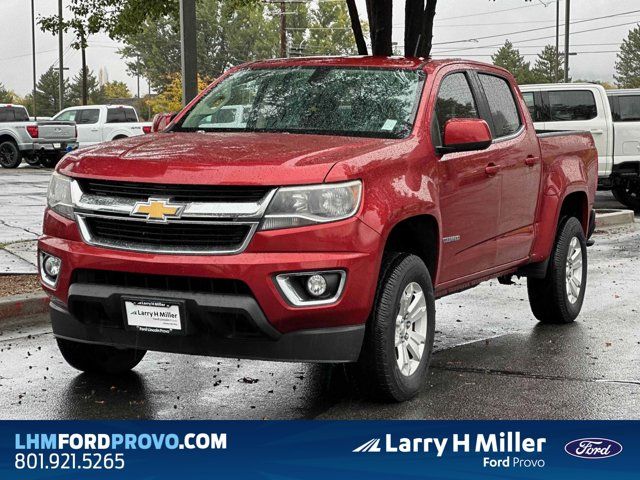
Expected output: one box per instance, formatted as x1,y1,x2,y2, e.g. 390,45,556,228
437,118,492,155
152,112,178,132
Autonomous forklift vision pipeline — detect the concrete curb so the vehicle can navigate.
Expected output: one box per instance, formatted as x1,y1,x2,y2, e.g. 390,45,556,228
595,209,636,228
0,292,49,321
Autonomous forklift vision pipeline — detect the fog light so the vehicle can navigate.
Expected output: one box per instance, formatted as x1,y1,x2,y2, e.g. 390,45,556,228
306,274,327,297
43,256,61,277
40,252,61,287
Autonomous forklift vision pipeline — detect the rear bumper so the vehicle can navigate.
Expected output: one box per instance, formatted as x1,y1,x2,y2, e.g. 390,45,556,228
50,296,365,363
19,141,78,153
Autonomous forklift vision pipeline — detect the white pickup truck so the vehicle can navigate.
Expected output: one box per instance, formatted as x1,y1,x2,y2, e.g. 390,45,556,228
520,83,640,210
52,105,151,148
0,104,77,168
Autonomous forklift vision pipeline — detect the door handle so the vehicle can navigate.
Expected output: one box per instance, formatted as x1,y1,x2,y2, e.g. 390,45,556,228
485,163,501,176
525,156,539,167
590,129,604,134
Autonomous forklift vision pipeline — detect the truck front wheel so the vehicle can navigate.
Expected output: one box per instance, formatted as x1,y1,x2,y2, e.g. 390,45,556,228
56,338,146,374
527,217,587,323
0,141,22,168
351,253,435,402
611,178,640,211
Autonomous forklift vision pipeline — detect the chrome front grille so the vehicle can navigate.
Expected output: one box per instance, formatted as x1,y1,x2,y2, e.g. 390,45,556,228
71,179,275,255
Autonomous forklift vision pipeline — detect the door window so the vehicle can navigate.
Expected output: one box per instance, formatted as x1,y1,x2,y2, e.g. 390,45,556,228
77,109,100,124
106,108,127,123
55,109,79,122
124,108,138,122
548,90,597,121
611,95,640,122
434,72,479,144
478,74,521,138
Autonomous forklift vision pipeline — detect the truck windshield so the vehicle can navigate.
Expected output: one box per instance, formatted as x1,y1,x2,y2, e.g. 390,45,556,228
175,67,423,139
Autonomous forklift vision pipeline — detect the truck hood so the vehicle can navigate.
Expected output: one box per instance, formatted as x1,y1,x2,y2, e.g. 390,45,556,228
58,132,394,186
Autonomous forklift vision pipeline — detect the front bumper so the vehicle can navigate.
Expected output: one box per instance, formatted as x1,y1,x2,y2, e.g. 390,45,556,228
50,295,365,363
39,210,382,362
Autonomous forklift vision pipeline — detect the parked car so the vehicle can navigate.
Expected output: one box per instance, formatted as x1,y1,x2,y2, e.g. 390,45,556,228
40,58,597,401
520,83,640,210
52,105,152,148
606,89,640,210
0,104,77,168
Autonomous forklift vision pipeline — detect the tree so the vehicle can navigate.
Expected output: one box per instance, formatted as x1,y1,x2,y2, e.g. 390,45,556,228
305,2,364,56
492,40,534,85
119,1,279,92
30,67,71,117
614,25,640,88
532,45,564,83
102,81,133,99
69,69,104,105
0,84,19,103
146,74,209,115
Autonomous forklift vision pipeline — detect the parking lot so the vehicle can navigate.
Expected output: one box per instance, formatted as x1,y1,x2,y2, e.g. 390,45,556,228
1,166,638,420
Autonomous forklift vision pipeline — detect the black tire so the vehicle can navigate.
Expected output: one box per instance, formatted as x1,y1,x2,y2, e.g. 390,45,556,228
527,217,587,323
611,179,640,211
0,141,22,168
56,338,146,374
24,155,41,166
350,253,436,402
40,157,58,168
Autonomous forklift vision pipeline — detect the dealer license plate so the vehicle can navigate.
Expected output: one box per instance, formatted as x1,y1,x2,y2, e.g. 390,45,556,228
124,298,184,334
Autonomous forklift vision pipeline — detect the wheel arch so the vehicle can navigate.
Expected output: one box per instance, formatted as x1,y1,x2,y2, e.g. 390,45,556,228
382,214,440,284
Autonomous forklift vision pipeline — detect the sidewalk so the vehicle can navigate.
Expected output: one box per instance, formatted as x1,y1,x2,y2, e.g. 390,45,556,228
0,168,48,274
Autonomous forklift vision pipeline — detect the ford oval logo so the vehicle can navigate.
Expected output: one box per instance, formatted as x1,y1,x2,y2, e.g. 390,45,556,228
565,438,623,459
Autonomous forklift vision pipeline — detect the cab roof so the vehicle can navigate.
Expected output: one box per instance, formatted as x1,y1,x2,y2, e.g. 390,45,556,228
245,56,494,71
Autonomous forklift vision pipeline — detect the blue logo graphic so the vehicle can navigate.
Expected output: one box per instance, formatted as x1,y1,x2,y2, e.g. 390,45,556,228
353,438,382,453
564,438,623,459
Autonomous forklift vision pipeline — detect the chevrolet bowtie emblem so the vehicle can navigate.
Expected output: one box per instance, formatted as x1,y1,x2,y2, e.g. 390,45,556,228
130,198,185,222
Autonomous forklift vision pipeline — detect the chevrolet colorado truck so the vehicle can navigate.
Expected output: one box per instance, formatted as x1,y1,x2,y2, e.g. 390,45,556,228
0,104,77,168
39,57,597,401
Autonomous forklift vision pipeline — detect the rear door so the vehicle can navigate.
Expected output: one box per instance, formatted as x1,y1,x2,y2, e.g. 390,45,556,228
609,94,640,169
543,88,611,177
433,71,501,283
474,72,541,265
76,108,102,146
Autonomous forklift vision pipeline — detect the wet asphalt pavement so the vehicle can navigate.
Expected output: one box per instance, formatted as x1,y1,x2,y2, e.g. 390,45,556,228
0,167,638,419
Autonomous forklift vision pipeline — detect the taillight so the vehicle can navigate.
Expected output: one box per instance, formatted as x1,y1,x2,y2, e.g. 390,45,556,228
143,125,152,134
26,125,38,138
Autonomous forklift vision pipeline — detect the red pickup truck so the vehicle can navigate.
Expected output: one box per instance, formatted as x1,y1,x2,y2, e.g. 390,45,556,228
39,57,597,401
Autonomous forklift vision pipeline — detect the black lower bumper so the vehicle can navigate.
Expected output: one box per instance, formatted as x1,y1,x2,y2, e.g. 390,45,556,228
50,284,365,363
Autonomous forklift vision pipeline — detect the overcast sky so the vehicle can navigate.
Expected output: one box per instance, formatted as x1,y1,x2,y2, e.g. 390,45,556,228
0,0,639,97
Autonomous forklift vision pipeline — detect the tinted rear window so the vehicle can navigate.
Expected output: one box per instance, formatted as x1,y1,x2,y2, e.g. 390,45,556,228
0,107,28,122
548,90,597,121
478,74,521,137
610,95,640,122
107,108,136,123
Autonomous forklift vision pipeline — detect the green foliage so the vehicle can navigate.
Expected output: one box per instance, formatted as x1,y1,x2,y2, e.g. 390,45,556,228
68,69,105,105
119,0,358,93
0,83,19,103
614,25,640,88
25,67,72,117
103,81,133,99
492,40,534,84
532,45,564,84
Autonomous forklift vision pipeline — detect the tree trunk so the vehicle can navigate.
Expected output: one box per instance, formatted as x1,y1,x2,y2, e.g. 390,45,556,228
417,0,437,58
404,0,424,57
346,0,368,55
368,0,393,56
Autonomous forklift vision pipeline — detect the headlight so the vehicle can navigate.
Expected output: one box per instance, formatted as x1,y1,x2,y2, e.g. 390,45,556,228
47,172,74,219
260,180,362,230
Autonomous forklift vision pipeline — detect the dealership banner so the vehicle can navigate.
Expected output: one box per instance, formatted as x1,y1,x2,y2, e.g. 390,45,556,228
0,420,636,479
